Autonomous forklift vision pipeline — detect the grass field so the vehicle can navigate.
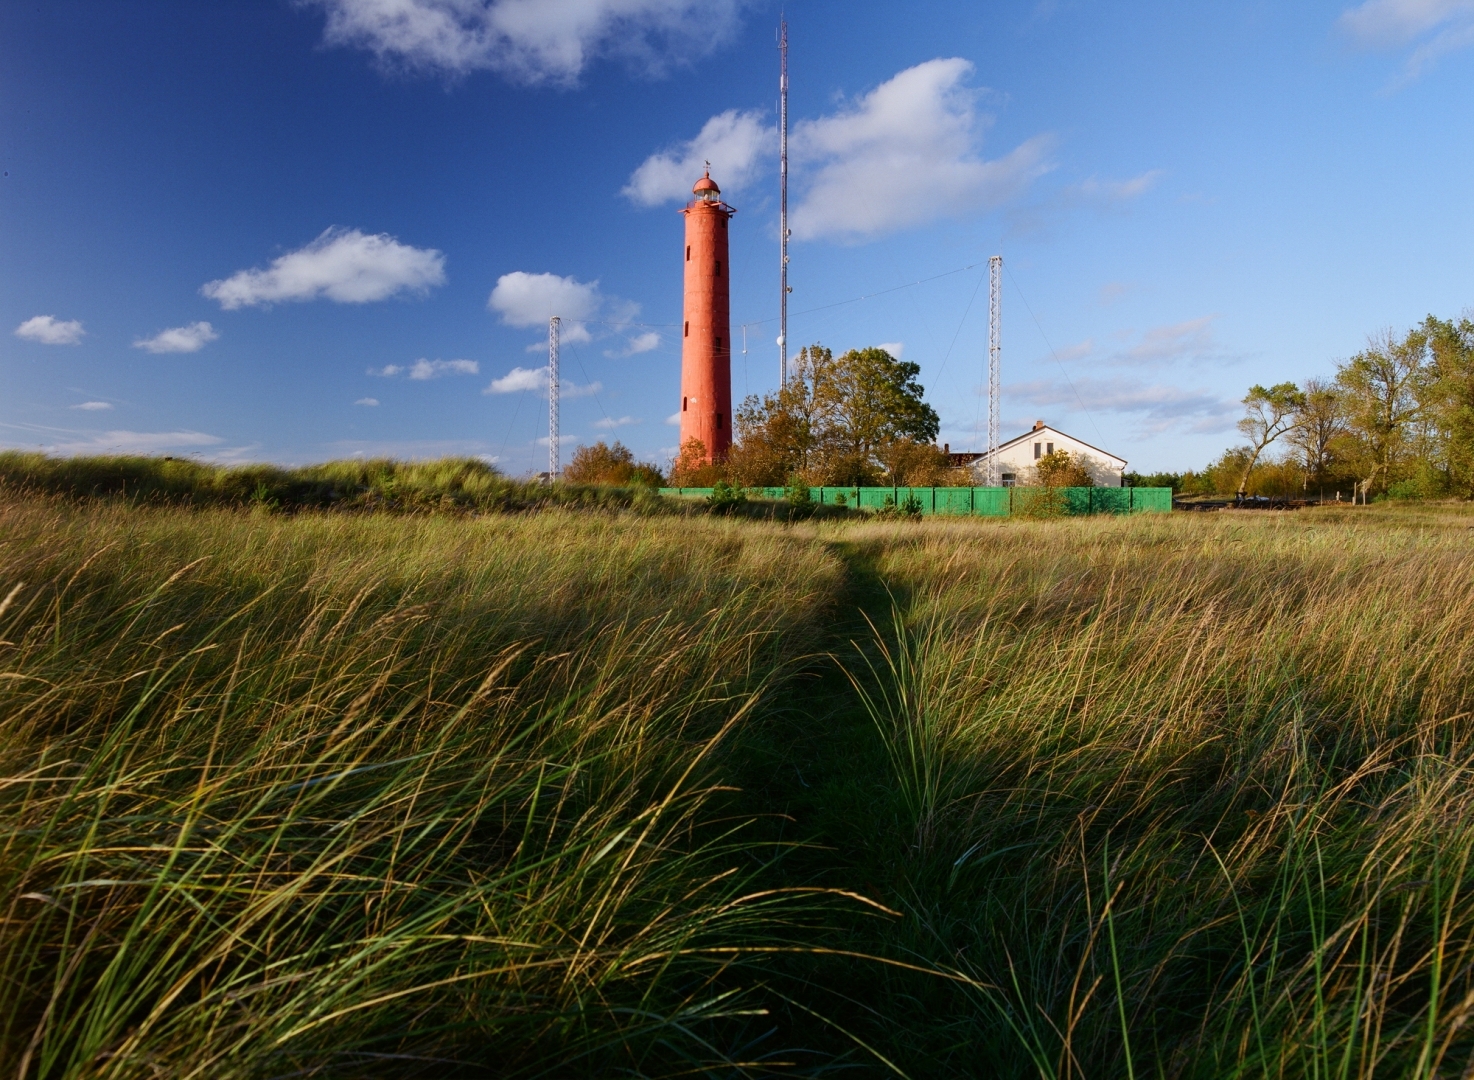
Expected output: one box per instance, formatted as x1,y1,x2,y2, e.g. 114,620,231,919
4,485,1474,1077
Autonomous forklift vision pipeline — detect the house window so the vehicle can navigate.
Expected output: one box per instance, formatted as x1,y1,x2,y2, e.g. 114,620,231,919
715,260,721,276
1001,473,1016,487
1034,442,1042,459
1047,442,1054,455
684,322,689,337
682,396,688,412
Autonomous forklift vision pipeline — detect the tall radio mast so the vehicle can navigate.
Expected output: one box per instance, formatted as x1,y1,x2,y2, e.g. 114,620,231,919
548,315,560,482
778,18,789,384
986,256,1001,486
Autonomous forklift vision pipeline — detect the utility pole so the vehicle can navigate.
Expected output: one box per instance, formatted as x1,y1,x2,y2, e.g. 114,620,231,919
778,17,789,385
987,255,1002,486
548,316,560,482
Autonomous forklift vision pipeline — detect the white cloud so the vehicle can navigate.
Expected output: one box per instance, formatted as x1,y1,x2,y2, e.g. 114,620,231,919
1115,316,1218,366
606,330,660,357
355,397,380,406
489,270,619,343
328,437,500,460
54,430,225,455
1008,375,1237,435
665,411,681,425
877,341,905,357
72,401,113,411
593,415,640,428
623,109,772,206
791,59,1056,241
483,364,600,396
486,365,548,394
133,321,219,354
1340,0,1474,79
370,358,479,379
304,0,744,84
15,316,85,345
1072,170,1163,202
202,228,446,309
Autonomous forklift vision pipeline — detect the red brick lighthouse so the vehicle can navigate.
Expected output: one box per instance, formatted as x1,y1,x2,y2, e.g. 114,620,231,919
679,169,735,461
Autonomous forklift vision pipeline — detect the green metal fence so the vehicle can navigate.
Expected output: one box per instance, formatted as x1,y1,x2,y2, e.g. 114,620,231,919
657,486,1172,515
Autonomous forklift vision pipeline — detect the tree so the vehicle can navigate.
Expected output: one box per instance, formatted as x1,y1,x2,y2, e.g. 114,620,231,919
730,343,940,486
1234,382,1305,497
1287,377,1346,494
564,441,663,487
821,346,940,464
1335,328,1428,496
1422,315,1474,496
669,439,727,486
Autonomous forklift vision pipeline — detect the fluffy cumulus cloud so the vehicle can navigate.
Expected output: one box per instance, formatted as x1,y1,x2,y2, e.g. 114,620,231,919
622,109,772,205
483,365,600,397
1340,0,1474,79
624,59,1054,240
133,321,219,354
370,358,480,379
489,271,621,343
791,59,1056,241
303,0,744,84
202,228,446,309
606,330,660,358
15,316,85,345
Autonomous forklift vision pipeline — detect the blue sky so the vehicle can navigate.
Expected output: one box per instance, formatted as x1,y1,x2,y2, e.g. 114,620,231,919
4,0,1472,475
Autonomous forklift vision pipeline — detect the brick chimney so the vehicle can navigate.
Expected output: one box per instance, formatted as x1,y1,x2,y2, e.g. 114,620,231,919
1033,420,1046,431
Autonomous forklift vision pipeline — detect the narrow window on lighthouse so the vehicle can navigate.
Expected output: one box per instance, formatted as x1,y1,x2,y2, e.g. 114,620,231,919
683,396,688,412
684,322,689,337
715,260,721,276
686,245,690,261
717,413,723,428
715,337,722,350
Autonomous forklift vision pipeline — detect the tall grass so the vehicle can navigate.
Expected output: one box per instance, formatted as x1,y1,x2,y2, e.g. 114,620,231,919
0,452,667,514
818,506,1474,1076
0,501,845,1077
10,486,1474,1077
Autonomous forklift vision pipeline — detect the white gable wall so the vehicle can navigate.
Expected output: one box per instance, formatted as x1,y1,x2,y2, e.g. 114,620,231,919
968,425,1128,487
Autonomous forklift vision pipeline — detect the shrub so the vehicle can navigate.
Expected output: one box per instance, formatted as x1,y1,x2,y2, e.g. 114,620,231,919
706,480,747,514
563,440,664,487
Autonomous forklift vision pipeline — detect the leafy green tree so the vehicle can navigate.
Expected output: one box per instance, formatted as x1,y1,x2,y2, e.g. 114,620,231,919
731,343,940,486
1234,382,1305,497
1422,316,1474,496
1335,329,1428,497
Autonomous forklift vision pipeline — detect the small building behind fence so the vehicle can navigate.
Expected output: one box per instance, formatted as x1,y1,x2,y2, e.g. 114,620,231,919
947,420,1128,488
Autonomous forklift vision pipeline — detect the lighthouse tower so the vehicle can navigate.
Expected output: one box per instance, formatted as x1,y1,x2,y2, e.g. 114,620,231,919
679,170,735,461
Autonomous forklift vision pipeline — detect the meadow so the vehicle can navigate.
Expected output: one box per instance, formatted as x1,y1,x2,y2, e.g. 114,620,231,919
3,477,1474,1078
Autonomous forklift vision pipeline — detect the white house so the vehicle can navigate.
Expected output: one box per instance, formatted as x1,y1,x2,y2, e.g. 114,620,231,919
957,421,1128,487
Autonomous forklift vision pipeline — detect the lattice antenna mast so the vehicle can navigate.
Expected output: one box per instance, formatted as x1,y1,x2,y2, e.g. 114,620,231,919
778,17,789,384
987,256,1002,486
548,316,560,482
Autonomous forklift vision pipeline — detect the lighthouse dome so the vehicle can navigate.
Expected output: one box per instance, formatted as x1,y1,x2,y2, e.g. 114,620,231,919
693,173,721,201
